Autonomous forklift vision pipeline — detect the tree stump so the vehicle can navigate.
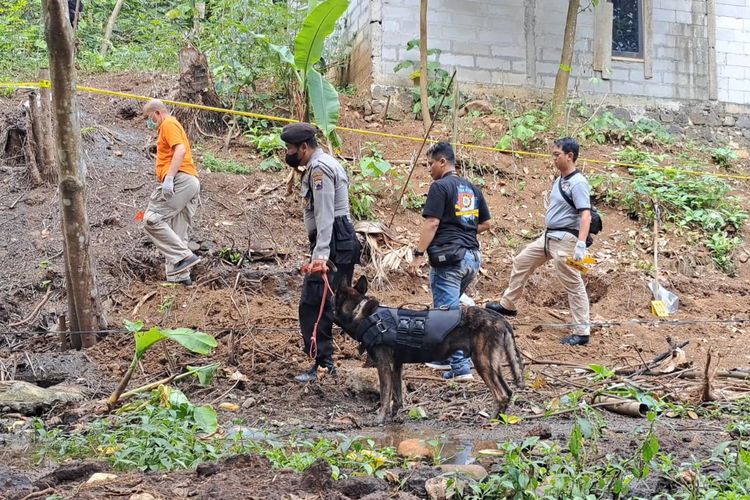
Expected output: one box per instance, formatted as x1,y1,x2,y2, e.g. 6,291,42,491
175,43,225,140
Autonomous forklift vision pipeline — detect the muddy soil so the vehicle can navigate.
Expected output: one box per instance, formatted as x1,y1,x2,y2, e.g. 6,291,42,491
1,72,749,498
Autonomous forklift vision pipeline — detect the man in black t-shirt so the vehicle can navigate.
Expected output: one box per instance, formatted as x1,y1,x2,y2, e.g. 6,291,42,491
411,142,491,381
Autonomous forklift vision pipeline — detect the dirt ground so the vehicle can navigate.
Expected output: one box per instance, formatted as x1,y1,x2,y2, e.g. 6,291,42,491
1,72,750,499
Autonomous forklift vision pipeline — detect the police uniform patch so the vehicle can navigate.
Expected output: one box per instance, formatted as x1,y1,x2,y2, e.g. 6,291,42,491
312,172,324,190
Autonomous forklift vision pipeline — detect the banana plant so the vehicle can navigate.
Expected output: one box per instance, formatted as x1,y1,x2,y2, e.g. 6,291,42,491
267,0,348,140
107,320,218,406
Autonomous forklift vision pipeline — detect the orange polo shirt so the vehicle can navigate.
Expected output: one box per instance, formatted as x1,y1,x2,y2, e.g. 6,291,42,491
155,116,197,181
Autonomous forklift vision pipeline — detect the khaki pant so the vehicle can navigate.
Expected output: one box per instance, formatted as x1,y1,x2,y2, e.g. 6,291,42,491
144,173,200,281
500,232,590,336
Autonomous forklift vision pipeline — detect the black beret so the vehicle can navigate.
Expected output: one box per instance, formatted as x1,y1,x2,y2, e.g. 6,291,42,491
280,122,317,144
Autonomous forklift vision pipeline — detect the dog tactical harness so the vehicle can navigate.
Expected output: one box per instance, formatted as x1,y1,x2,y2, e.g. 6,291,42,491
356,306,462,353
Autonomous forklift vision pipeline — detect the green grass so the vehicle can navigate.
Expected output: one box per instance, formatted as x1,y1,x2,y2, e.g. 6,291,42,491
203,152,253,175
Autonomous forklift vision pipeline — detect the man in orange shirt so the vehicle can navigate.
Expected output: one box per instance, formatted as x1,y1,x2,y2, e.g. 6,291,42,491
142,99,201,285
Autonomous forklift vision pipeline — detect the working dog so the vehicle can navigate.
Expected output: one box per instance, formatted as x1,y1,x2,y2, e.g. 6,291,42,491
334,276,524,424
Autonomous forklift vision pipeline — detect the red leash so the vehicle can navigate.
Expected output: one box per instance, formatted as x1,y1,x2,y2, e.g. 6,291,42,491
309,271,336,359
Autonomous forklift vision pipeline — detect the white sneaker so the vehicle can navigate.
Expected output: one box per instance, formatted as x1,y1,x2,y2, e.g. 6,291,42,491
425,361,451,370
443,370,474,382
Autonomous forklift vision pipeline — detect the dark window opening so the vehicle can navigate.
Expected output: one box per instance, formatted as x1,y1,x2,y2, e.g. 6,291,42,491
612,0,642,58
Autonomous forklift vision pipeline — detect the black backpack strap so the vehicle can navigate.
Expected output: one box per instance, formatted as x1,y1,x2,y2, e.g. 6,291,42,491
556,177,577,211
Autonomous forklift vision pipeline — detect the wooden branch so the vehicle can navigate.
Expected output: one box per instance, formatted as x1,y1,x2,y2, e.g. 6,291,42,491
8,288,53,327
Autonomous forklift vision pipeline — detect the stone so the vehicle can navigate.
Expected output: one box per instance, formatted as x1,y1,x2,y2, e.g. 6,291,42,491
188,241,200,252
744,129,750,139
86,473,118,484
371,99,386,114
129,494,156,500
461,100,493,116
734,115,750,129
241,397,256,409
707,113,722,127
611,107,632,123
397,439,434,460
345,367,404,396
667,125,684,136
689,111,706,126
396,91,415,115
724,116,737,127
402,466,440,497
498,97,519,114
736,115,750,129
0,381,84,415
740,253,749,264
737,149,749,160
344,367,381,395
659,111,674,123
371,85,388,101
437,464,488,480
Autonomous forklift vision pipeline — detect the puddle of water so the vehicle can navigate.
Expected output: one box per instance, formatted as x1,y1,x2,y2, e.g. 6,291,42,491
369,427,498,465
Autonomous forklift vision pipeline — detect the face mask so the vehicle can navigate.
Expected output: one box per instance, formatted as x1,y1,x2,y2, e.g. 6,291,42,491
285,151,301,168
146,117,157,130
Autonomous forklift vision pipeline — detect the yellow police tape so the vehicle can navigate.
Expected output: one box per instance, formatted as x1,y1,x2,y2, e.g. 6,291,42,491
2,79,749,181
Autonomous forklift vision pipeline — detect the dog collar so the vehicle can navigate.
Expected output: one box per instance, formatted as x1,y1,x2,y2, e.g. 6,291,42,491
352,298,369,320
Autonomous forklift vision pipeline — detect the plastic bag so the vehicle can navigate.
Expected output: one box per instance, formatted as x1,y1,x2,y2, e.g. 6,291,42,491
648,280,679,314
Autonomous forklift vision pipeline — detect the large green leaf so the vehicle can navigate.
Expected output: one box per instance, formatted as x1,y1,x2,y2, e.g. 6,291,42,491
134,327,166,359
269,43,295,67
294,0,349,74
161,328,217,355
192,405,218,434
307,68,340,137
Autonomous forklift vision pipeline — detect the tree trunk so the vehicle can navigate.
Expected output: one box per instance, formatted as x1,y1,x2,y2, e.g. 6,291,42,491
175,43,225,140
192,1,206,37
419,0,430,130
22,105,43,186
28,87,57,184
552,0,580,126
43,0,106,348
100,0,125,57
37,70,58,184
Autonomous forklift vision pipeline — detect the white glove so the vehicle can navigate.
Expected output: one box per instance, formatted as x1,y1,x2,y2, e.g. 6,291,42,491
161,175,175,199
573,241,586,261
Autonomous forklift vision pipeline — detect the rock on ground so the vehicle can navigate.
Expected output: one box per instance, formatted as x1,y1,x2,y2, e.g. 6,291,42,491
0,380,84,415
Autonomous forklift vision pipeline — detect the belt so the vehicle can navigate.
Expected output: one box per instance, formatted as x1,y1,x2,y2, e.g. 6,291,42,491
546,227,579,237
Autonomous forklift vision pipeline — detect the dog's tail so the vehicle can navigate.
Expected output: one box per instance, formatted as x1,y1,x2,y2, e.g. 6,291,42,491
504,325,525,388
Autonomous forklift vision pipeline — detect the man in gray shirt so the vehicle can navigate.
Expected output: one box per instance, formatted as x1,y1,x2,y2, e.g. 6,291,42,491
487,137,592,346
281,123,361,381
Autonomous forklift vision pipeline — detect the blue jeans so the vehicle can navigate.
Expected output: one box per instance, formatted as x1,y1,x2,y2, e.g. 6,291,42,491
429,249,481,372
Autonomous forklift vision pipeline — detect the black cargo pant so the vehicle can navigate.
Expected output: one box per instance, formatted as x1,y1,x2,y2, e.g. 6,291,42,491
299,216,360,366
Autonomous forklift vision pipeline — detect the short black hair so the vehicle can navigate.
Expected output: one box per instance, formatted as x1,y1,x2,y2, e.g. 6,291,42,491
554,137,579,161
299,136,317,149
426,141,455,164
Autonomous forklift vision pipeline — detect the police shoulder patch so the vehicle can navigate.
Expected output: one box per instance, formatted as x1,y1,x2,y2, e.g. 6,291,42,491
312,171,325,190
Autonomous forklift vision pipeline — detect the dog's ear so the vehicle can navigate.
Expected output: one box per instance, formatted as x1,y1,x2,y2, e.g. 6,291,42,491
354,275,368,295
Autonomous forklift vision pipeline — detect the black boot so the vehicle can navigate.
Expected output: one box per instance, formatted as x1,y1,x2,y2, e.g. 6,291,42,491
319,358,337,376
561,334,589,346
485,302,518,317
294,363,319,382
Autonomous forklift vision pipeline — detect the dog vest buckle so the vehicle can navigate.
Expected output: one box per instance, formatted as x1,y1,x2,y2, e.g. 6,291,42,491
375,318,388,333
